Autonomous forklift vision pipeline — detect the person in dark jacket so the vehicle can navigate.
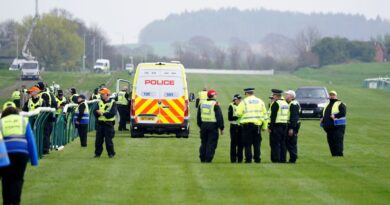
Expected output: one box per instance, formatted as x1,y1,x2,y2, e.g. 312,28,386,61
90,88,100,100
0,104,38,205
284,90,301,163
69,88,79,103
74,95,90,147
197,89,224,163
321,90,347,157
36,82,57,155
116,86,130,131
268,89,289,163
93,88,117,158
228,94,243,163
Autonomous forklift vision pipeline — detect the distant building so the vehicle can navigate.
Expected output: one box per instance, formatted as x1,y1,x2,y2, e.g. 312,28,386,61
374,42,385,62
363,77,390,89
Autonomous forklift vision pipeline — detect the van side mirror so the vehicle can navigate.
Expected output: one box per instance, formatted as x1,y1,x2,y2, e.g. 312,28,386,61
189,93,195,102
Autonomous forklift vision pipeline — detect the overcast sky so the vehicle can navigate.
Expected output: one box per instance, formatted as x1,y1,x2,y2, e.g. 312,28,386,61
1,0,388,44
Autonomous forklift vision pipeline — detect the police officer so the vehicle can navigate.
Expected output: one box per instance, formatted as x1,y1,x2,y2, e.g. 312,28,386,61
116,86,130,131
0,103,38,205
321,90,347,157
93,88,117,158
196,87,208,108
55,90,68,116
70,88,79,103
11,88,21,108
197,89,224,163
284,90,301,163
228,94,243,163
90,88,101,100
36,82,57,155
236,88,268,163
268,89,289,163
22,86,43,112
74,95,89,147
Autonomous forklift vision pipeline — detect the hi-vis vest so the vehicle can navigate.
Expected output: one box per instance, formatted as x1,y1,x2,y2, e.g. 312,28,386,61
238,95,265,125
11,90,21,100
323,101,346,126
270,100,289,124
198,91,208,106
39,91,52,106
0,131,9,167
55,97,67,114
117,91,128,105
74,102,90,124
229,102,239,125
200,100,217,122
0,114,28,155
98,100,115,122
288,100,301,123
92,93,101,100
27,97,43,111
56,96,66,105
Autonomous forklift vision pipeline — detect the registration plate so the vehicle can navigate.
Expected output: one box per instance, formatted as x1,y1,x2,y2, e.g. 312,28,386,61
302,110,314,114
139,116,155,121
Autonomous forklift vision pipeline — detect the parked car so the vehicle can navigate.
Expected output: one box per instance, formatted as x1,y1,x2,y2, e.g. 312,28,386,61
93,59,110,73
295,86,329,118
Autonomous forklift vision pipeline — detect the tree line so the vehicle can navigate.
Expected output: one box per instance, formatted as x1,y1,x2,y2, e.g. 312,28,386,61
0,9,389,71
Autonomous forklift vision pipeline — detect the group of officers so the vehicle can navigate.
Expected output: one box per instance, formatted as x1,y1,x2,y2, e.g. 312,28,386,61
8,83,132,159
196,87,347,163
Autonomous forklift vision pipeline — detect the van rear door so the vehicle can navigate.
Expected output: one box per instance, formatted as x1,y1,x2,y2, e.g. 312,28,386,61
134,67,185,124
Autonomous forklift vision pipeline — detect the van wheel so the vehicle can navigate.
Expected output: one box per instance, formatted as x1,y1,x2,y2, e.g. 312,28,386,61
176,129,189,138
131,130,143,138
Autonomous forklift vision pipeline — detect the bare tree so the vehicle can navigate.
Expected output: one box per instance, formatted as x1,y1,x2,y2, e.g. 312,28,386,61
295,26,321,67
213,47,226,69
295,26,321,53
228,37,250,69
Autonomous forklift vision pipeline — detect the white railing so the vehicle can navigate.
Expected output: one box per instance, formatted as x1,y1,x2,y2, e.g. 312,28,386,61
19,107,56,117
63,100,99,113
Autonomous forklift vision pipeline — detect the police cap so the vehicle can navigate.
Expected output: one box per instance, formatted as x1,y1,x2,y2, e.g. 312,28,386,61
233,94,242,100
57,90,63,95
36,82,45,91
272,89,283,95
243,88,255,93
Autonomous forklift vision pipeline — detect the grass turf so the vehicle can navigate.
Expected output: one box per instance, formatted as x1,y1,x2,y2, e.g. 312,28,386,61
7,63,390,204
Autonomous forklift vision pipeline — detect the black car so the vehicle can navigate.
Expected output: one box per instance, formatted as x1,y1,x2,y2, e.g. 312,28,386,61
296,86,329,118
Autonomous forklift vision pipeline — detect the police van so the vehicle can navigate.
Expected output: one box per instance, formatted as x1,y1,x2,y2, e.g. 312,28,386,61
130,62,194,138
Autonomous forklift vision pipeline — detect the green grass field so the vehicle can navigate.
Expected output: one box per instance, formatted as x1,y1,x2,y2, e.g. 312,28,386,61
4,63,390,204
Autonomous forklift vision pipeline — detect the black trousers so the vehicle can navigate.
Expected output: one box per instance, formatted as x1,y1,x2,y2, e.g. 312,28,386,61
117,105,128,130
325,126,345,156
230,124,243,163
286,129,299,163
77,124,89,147
241,123,262,163
95,122,116,156
13,99,20,108
43,121,53,154
0,153,28,205
270,124,287,163
199,123,219,163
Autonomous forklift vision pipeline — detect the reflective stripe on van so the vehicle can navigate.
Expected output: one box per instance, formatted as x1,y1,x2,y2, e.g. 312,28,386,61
134,95,185,124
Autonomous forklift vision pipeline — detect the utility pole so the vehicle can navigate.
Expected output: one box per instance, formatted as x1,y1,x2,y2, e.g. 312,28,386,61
100,40,104,59
121,35,124,70
92,36,96,64
15,33,19,58
82,33,86,71
35,0,38,16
